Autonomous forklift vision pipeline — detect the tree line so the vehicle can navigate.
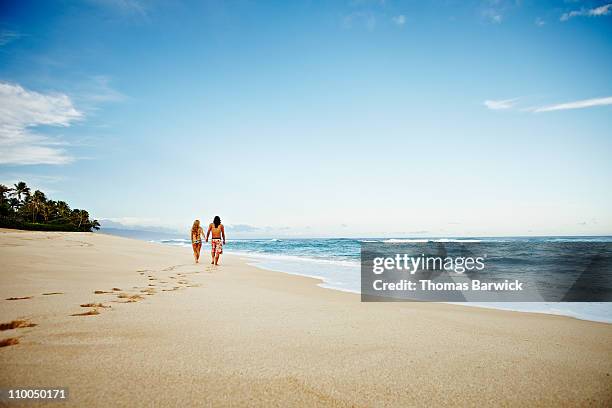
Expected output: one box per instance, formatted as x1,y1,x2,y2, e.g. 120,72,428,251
0,181,100,232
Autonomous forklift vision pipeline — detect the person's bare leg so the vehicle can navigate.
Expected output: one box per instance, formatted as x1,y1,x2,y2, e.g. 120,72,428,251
192,244,199,263
211,250,215,264
195,244,201,263
214,253,220,265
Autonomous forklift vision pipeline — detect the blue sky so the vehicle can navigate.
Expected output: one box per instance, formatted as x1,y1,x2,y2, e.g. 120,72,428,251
0,0,611,237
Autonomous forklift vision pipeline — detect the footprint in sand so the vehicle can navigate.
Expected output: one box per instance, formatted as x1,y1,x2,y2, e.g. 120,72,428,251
5,296,33,301
0,338,20,347
0,320,37,331
0,320,37,349
42,292,64,296
115,294,144,303
112,288,122,291
94,290,112,294
71,309,100,316
140,288,156,296
80,303,111,308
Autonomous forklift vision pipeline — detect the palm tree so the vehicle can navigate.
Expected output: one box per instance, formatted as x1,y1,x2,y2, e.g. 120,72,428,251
0,184,10,216
55,201,71,220
0,181,99,232
79,210,90,229
29,190,47,223
8,198,20,212
43,200,57,223
0,184,9,204
71,209,90,229
11,182,31,204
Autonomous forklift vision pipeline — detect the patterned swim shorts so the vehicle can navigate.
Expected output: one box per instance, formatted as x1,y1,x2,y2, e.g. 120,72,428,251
211,238,223,255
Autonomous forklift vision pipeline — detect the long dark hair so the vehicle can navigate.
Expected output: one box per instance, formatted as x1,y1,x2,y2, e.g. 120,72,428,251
213,216,221,228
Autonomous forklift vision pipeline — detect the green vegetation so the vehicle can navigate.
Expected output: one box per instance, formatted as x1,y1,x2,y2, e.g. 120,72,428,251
0,181,100,232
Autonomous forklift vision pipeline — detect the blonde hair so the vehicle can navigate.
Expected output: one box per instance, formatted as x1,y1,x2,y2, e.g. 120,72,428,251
191,219,200,237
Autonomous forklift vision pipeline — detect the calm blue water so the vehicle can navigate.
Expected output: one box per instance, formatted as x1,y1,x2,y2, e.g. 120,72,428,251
153,237,612,323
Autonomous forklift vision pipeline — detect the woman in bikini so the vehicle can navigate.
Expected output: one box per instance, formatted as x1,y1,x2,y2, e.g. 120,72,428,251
205,215,226,265
191,219,204,263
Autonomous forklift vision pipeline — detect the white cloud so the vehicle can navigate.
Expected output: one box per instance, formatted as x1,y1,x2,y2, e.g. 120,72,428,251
560,3,612,21
533,96,612,112
484,98,517,110
0,82,82,165
482,8,503,24
591,3,612,15
0,30,21,46
392,15,406,26
535,17,546,26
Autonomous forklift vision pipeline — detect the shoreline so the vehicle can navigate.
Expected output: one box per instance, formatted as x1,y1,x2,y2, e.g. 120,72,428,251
2,230,611,406
143,237,612,324
244,257,612,325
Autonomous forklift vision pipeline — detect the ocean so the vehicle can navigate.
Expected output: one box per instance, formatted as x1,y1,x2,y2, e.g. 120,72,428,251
152,236,612,323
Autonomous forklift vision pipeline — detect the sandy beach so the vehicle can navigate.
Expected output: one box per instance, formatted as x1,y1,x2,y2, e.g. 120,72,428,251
0,229,610,407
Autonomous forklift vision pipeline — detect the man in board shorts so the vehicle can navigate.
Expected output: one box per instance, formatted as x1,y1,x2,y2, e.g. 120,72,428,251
205,215,226,265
